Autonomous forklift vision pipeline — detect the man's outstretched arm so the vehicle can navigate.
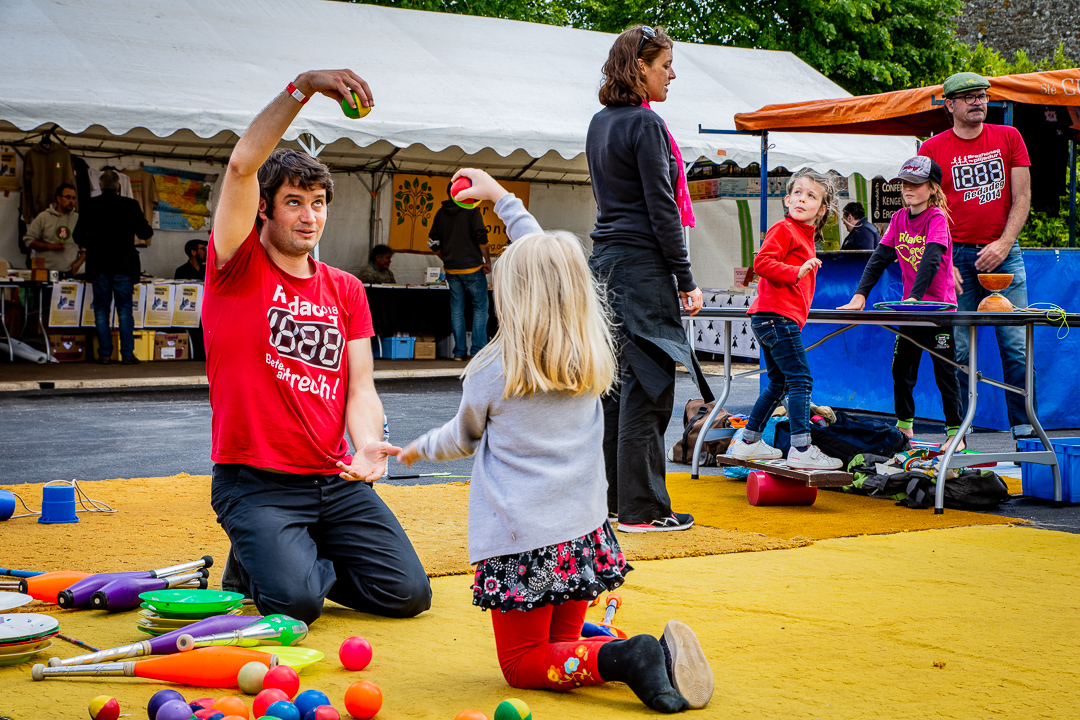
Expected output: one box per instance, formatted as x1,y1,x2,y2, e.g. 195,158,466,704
213,69,373,266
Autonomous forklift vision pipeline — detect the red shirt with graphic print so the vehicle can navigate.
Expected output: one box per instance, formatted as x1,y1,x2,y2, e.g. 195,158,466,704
203,225,373,473
919,124,1030,245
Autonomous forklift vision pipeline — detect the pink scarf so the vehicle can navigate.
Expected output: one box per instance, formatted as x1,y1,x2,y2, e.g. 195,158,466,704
642,100,696,228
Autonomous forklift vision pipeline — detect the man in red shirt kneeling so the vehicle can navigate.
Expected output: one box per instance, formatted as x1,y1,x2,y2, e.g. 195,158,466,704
204,68,430,624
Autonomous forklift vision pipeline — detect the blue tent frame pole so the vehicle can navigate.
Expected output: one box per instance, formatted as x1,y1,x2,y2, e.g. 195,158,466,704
759,130,769,241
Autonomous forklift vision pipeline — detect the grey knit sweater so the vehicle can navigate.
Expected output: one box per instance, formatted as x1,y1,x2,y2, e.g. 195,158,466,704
412,194,607,563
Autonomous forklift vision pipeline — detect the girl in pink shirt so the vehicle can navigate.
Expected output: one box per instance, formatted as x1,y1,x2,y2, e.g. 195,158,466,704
839,156,963,445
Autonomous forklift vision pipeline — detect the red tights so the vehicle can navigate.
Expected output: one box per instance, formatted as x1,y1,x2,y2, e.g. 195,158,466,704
489,600,614,691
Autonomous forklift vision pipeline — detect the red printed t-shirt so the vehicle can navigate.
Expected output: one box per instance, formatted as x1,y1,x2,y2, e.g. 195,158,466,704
919,124,1030,245
202,225,373,474
880,207,956,305
748,217,817,328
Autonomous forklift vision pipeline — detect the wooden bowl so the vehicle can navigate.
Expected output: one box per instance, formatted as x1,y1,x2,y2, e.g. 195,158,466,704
978,273,1013,292
978,294,1014,312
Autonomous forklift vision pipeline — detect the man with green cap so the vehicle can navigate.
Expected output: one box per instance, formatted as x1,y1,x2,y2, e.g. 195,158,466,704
919,71,1036,441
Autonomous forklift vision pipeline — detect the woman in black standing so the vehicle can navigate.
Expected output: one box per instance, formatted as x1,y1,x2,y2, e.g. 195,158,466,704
587,25,712,533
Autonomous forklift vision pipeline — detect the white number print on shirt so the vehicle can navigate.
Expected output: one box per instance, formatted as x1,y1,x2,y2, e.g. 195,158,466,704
950,150,1006,205
264,284,344,401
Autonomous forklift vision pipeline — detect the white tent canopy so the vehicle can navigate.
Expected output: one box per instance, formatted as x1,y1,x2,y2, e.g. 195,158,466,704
1,0,916,181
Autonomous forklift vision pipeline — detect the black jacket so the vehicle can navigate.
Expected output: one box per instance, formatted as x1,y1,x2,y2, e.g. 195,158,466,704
427,201,488,271
76,192,153,279
586,104,694,292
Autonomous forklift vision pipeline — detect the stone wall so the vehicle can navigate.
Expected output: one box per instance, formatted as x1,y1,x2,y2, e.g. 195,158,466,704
955,0,1079,62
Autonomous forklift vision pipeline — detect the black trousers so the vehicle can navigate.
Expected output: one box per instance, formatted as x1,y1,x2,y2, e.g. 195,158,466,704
601,341,676,524
892,327,963,431
210,464,432,624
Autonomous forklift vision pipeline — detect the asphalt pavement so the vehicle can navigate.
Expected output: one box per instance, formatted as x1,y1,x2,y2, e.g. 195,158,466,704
1,371,1077,531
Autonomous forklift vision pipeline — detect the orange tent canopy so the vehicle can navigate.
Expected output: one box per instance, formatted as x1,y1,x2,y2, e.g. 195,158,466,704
734,69,1080,136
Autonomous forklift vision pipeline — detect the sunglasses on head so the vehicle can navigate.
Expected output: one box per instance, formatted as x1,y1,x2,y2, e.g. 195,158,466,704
637,26,656,56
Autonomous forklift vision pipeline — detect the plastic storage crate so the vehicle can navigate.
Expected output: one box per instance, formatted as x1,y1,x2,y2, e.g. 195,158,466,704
1018,437,1080,503
381,337,415,359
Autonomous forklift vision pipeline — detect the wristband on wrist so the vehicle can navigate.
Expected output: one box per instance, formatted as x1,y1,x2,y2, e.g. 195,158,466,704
286,81,309,105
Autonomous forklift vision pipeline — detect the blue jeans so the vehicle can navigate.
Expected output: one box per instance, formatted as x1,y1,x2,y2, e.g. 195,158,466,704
210,464,432,624
952,243,1036,438
447,270,488,357
744,313,813,448
91,273,135,359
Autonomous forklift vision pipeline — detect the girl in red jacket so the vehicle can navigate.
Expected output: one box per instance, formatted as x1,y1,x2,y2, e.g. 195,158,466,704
730,169,843,470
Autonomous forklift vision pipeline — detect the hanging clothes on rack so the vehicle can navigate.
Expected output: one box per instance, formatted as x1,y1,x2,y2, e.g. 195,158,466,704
21,139,75,222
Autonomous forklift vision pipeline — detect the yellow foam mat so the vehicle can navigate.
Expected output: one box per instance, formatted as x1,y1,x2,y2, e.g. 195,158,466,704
669,472,1026,540
6,526,1079,718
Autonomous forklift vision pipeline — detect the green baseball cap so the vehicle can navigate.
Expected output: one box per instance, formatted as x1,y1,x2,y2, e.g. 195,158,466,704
942,72,991,97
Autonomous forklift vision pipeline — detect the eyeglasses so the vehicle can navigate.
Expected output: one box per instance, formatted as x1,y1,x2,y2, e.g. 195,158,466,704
952,92,990,105
637,26,656,56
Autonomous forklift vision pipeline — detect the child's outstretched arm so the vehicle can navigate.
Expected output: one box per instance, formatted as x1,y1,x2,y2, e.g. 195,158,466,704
838,243,897,310
452,168,542,242
398,368,496,467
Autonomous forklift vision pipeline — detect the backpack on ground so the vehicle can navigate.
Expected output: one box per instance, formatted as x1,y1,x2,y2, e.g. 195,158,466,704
810,410,909,468
669,399,732,465
902,469,1010,509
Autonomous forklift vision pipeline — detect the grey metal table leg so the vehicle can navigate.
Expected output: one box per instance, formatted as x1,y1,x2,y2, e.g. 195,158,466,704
38,285,51,358
1023,323,1062,504
936,325,979,514
0,291,12,361
691,320,731,479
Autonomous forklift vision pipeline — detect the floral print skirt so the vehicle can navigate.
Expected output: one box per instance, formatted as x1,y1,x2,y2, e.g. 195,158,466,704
472,521,631,612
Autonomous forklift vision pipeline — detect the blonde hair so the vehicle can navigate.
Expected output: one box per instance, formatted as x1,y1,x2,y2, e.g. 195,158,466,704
465,232,617,399
785,168,838,235
925,180,952,224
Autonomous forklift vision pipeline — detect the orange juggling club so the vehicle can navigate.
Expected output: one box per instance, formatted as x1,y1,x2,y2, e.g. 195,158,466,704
0,571,91,602
32,646,277,687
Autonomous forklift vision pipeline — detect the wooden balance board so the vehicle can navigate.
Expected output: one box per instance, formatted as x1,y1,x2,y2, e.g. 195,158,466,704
713,456,852,486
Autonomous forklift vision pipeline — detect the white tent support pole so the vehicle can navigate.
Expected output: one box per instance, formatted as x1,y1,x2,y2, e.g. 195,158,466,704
297,133,325,158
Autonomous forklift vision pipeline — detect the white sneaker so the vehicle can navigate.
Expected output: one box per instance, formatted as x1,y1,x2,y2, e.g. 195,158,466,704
730,439,783,461
786,444,843,470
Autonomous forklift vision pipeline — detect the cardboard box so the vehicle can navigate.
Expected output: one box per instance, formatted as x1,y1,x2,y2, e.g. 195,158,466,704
0,260,8,277
47,333,87,363
30,268,49,282
414,341,436,360
416,334,436,342
153,332,190,361
94,330,155,362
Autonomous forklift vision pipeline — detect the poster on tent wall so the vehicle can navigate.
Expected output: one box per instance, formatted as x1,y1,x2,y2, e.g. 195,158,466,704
388,174,530,255
144,284,175,327
48,282,83,327
172,284,203,328
144,166,218,232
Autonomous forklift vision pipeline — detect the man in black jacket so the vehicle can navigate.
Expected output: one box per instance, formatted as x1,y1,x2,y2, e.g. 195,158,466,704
427,187,490,360
840,202,880,250
76,170,153,364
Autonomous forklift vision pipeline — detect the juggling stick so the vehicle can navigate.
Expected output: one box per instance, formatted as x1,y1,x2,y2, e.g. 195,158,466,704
13,571,91,602
0,567,44,579
91,571,210,611
49,614,264,666
177,614,308,651
33,645,278,686
597,593,628,639
58,557,213,609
